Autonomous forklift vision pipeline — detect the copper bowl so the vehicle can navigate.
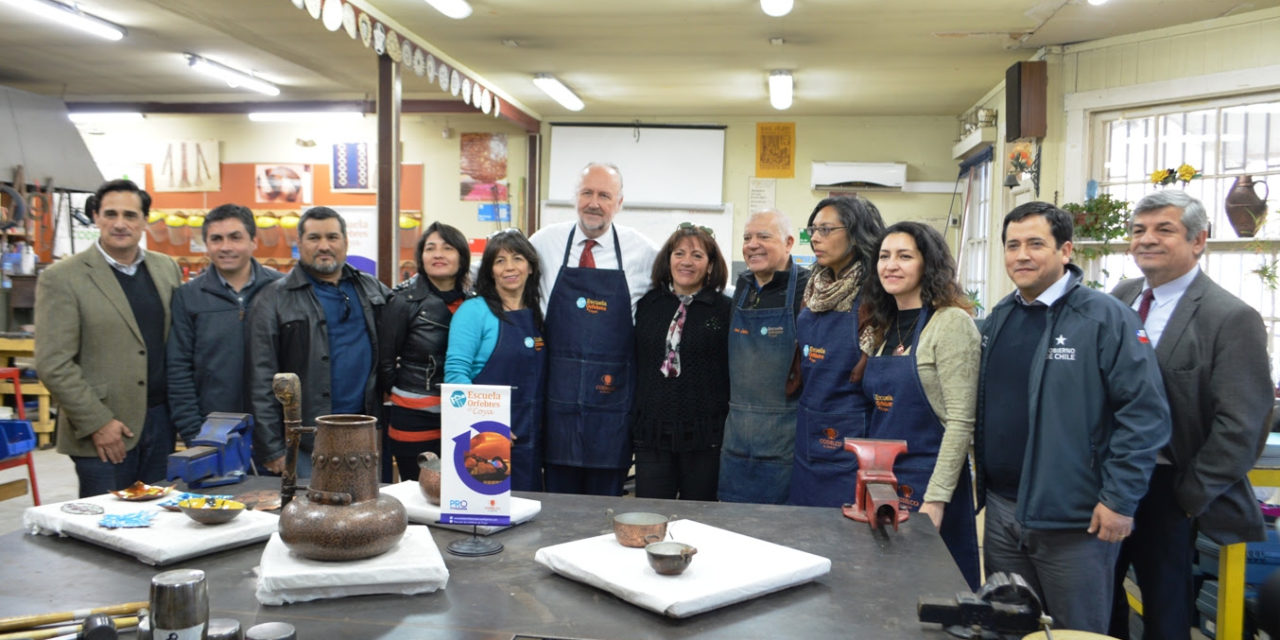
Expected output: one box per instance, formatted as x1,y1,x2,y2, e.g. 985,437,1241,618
646,541,697,575
612,512,669,548
178,497,246,525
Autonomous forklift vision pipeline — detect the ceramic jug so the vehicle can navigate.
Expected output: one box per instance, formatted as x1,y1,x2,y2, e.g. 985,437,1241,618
278,414,407,561
1225,175,1269,237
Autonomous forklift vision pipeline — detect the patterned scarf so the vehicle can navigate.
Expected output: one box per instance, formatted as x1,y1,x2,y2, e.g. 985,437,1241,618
659,292,695,378
803,262,863,313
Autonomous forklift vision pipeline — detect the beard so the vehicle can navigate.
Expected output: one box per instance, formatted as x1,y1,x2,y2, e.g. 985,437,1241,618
302,255,342,275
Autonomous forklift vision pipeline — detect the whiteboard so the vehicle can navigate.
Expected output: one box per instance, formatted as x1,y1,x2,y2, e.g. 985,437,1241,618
540,202,734,262
547,124,726,208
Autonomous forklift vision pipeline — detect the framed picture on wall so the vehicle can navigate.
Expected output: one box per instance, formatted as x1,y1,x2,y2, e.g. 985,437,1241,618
460,133,509,202
332,142,375,192
255,164,313,204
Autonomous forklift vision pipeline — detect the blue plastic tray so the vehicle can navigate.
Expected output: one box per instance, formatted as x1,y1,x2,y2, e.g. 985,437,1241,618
0,419,35,458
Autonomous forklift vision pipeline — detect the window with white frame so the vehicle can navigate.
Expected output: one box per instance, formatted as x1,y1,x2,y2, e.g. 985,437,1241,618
1086,92,1280,382
958,159,992,317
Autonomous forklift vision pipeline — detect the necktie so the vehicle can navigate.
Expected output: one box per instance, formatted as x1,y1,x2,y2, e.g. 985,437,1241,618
579,239,597,268
1137,288,1155,323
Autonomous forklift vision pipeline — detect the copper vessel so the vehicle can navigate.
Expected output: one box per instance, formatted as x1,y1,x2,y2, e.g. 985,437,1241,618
278,414,407,561
1225,175,1269,237
417,451,441,505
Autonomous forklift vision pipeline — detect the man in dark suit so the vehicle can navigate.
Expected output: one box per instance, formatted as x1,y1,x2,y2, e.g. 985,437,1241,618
1110,190,1273,639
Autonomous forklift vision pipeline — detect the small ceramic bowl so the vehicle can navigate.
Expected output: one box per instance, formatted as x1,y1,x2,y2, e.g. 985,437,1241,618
178,497,246,525
645,541,697,575
613,512,669,548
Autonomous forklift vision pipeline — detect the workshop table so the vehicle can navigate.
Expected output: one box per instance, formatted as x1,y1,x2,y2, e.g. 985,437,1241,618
2,487,967,639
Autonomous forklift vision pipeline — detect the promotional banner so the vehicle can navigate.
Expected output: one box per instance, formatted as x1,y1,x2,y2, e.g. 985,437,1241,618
440,384,512,526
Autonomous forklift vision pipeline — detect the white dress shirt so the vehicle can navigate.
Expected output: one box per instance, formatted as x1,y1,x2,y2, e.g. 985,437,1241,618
1131,266,1198,349
1014,271,1072,307
529,220,658,317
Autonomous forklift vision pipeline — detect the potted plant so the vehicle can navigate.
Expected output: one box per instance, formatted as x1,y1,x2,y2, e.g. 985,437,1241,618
1062,193,1131,261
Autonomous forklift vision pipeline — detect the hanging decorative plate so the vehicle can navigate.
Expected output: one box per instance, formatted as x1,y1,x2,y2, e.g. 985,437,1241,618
492,95,501,118
386,31,401,62
473,83,485,110
402,40,415,69
438,62,450,92
426,54,437,82
305,0,322,19
450,69,461,96
291,0,305,9
358,12,371,48
373,22,387,56
413,48,427,77
321,0,343,31
342,3,357,39
481,87,492,114
461,77,472,105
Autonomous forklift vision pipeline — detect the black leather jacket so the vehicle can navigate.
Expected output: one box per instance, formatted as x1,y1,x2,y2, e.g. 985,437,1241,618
378,275,466,396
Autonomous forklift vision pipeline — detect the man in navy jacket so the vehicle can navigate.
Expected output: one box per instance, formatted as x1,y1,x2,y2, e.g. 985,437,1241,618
975,201,1170,633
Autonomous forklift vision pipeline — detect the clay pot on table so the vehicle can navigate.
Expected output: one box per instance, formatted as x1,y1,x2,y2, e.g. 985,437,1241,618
278,414,407,561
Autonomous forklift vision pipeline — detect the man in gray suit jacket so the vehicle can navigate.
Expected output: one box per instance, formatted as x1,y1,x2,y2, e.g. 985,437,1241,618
1109,190,1273,639
35,179,182,497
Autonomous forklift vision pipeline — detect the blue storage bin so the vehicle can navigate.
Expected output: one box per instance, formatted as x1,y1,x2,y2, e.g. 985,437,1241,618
1197,530,1280,585
0,419,35,458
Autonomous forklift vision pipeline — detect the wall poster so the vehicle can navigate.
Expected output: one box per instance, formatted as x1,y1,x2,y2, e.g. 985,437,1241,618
755,122,795,179
460,133,509,202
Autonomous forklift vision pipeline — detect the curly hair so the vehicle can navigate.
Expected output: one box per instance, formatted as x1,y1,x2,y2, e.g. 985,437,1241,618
863,221,973,347
475,229,543,331
650,225,728,293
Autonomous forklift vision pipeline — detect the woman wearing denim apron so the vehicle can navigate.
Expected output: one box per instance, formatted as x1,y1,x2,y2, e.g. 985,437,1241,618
788,196,884,507
861,221,980,589
445,229,547,491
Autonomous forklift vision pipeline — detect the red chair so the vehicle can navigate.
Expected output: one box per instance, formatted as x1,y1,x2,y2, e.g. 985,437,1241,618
0,367,40,505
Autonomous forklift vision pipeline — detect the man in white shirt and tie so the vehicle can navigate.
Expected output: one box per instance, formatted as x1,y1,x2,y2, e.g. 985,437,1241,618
529,163,657,495
1109,190,1274,639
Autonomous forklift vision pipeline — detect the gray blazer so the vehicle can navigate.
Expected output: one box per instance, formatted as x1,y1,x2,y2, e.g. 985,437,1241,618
35,246,181,459
1113,272,1272,544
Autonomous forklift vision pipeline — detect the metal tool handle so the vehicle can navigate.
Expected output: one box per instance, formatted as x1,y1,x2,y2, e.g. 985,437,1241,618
272,373,311,507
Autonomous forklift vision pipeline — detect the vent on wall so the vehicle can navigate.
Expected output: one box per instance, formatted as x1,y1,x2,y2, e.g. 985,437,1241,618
810,162,907,191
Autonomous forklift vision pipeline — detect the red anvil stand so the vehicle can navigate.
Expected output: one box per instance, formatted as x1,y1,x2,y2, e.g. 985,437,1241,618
841,438,909,531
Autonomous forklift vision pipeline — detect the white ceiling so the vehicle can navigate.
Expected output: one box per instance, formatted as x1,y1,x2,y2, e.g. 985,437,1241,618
0,0,1276,120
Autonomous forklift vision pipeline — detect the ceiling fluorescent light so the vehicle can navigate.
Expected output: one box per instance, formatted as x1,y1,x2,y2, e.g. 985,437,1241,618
423,0,472,19
1,0,126,41
68,112,143,123
760,0,794,17
769,70,793,110
1087,0,1109,4
185,53,280,97
533,74,584,112
248,112,363,122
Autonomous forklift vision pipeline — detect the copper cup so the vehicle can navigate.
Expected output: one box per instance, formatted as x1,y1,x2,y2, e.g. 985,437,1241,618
612,512,669,548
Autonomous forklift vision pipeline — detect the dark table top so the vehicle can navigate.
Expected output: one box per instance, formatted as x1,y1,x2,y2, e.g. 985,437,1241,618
2,482,967,639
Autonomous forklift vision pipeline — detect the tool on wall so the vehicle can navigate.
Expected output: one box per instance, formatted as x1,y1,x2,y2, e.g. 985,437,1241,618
841,438,910,531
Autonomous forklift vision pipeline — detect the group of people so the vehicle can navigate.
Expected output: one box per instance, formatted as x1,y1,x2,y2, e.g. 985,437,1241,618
33,168,1274,637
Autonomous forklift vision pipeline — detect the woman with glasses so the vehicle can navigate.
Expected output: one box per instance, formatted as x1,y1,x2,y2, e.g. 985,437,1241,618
789,195,885,507
445,229,547,491
377,221,471,483
631,224,731,500
861,221,980,588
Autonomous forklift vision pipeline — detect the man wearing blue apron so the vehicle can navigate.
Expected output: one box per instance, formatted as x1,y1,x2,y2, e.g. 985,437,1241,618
719,210,809,504
862,307,980,589
471,307,546,492
529,163,657,495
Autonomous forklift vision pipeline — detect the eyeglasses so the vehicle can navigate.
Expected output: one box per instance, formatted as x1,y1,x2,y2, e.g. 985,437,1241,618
677,222,715,238
805,225,848,238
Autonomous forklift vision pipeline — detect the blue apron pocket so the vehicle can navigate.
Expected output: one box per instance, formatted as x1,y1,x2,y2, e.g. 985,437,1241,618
798,408,863,467
723,403,795,460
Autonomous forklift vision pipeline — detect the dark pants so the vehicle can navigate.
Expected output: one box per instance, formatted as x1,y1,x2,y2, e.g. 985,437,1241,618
634,447,720,501
544,464,626,496
983,492,1122,633
1109,465,1194,640
380,405,441,483
72,404,175,498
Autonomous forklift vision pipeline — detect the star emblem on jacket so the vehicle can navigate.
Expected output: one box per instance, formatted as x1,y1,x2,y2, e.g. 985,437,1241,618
1055,334,1067,346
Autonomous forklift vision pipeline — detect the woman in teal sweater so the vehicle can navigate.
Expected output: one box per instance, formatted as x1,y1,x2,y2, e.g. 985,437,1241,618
445,229,546,490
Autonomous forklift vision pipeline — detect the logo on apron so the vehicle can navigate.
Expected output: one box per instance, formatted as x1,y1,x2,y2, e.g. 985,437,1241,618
595,374,616,394
899,483,920,509
806,346,826,363
576,297,587,308
763,326,785,338
874,393,894,412
524,336,544,351
819,427,842,451
583,298,609,314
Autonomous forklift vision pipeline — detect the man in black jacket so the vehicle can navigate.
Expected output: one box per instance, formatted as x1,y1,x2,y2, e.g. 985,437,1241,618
247,207,388,476
167,204,283,445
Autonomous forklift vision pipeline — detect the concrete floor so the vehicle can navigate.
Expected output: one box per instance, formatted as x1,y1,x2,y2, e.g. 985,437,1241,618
0,447,77,535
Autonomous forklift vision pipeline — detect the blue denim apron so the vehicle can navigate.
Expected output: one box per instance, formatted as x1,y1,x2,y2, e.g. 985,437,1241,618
788,298,870,507
543,228,635,470
862,307,980,589
473,307,546,492
718,263,798,504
